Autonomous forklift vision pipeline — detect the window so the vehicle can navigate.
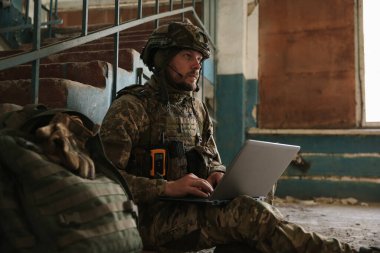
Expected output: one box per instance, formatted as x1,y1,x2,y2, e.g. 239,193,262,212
362,0,380,123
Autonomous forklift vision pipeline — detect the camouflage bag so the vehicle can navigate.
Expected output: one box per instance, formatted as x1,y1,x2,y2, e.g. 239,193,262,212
0,104,143,253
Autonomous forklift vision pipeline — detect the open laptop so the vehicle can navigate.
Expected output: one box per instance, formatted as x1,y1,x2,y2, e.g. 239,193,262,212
159,139,300,205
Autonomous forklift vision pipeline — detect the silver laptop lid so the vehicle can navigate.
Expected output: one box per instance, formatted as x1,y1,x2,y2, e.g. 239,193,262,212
210,140,300,200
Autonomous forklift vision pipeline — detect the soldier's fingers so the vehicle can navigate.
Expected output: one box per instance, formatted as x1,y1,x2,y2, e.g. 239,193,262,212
192,180,213,194
188,186,210,198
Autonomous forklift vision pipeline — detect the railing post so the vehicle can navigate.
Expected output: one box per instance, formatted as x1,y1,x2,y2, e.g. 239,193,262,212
48,0,53,37
202,0,205,22
170,0,174,11
82,0,88,36
54,0,58,19
31,0,41,104
112,0,120,101
25,0,30,23
155,0,159,28
181,0,185,21
137,0,143,19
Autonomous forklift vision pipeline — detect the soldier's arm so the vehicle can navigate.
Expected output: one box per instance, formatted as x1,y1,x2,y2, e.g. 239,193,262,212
201,101,226,176
100,95,166,204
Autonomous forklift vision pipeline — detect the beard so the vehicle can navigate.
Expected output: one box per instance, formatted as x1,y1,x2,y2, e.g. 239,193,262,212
165,68,199,91
173,80,196,91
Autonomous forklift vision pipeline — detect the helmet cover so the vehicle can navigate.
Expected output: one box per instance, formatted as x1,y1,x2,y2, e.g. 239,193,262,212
141,22,210,71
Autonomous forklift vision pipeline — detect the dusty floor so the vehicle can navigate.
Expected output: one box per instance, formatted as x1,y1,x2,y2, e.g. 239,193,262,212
275,197,380,250
184,197,380,253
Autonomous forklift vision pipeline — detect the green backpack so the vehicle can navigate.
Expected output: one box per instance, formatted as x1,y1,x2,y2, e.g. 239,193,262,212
0,105,143,253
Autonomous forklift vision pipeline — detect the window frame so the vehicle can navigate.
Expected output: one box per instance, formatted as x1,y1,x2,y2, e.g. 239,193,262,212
357,0,380,127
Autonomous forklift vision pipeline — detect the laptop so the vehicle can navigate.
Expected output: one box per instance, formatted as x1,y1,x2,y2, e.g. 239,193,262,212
159,139,300,205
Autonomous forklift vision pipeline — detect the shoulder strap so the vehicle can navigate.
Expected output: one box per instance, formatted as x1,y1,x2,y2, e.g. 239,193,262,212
86,135,138,219
116,84,146,99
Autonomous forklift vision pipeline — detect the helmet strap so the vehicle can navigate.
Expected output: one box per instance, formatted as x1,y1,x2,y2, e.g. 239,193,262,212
153,48,181,105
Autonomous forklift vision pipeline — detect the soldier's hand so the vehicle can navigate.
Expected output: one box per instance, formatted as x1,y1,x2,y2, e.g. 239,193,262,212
207,172,224,188
164,173,213,198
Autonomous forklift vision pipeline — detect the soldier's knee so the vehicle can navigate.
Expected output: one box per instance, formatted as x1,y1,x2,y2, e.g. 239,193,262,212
229,195,284,222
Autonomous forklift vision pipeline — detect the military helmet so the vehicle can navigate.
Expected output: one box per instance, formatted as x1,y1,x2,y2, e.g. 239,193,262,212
141,22,211,71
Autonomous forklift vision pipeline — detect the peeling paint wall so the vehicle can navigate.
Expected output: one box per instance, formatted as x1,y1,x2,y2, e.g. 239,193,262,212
258,0,356,129
247,129,380,202
215,0,380,201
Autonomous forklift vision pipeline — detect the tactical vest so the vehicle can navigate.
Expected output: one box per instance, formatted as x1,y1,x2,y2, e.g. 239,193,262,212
118,84,209,180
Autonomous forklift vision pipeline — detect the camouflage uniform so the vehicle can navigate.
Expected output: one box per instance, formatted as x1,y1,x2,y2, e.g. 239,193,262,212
100,77,357,253
100,21,358,253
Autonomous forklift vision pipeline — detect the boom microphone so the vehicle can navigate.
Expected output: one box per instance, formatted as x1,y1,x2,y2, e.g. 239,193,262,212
168,65,184,78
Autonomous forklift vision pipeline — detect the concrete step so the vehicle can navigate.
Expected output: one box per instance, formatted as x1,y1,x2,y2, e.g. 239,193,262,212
37,32,150,47
41,48,134,71
0,78,109,124
62,40,147,54
0,78,81,108
0,61,109,88
51,24,155,39
0,48,135,72
0,54,150,124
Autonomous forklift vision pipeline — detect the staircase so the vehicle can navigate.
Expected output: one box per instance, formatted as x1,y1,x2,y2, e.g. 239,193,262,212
0,25,152,123
0,0,206,124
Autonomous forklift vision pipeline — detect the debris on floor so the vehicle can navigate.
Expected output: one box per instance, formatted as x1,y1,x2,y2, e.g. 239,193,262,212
275,196,380,250
274,195,372,206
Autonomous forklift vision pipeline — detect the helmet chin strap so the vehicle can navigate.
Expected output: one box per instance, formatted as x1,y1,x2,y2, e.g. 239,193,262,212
154,67,170,106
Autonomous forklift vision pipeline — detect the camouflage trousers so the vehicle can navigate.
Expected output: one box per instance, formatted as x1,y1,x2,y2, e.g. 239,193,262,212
139,195,357,253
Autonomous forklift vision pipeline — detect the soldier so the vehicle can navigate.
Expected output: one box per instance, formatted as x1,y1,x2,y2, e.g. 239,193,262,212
100,22,379,253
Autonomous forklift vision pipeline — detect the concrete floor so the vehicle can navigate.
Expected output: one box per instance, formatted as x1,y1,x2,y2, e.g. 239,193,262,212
186,198,380,253
276,198,380,250
145,198,380,253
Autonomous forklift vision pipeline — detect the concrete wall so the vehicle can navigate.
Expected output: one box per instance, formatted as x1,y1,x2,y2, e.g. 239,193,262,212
216,0,259,164
258,0,356,129
216,0,380,202
216,0,245,164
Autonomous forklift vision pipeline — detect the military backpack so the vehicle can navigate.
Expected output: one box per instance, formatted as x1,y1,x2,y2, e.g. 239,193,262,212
0,104,143,253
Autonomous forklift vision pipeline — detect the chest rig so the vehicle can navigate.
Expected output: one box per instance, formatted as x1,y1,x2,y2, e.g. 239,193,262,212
120,84,205,180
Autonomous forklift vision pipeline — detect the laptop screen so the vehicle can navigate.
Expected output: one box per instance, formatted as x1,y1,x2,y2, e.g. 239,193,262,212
209,140,300,200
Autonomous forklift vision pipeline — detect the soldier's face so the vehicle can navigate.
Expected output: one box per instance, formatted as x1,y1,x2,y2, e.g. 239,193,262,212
166,49,203,91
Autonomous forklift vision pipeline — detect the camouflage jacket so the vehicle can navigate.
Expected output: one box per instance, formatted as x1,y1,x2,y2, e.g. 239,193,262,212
100,75,225,204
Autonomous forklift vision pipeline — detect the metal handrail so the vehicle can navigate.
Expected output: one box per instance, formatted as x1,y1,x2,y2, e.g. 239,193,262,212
0,0,215,103
0,20,63,33
0,8,213,71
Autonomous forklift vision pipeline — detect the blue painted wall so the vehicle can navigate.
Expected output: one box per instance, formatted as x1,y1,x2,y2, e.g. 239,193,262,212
216,74,246,166
245,79,258,129
215,74,380,202
216,74,259,166
246,133,380,202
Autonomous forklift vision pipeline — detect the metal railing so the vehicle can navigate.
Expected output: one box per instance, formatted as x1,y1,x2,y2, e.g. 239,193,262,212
0,0,216,103
0,0,62,35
